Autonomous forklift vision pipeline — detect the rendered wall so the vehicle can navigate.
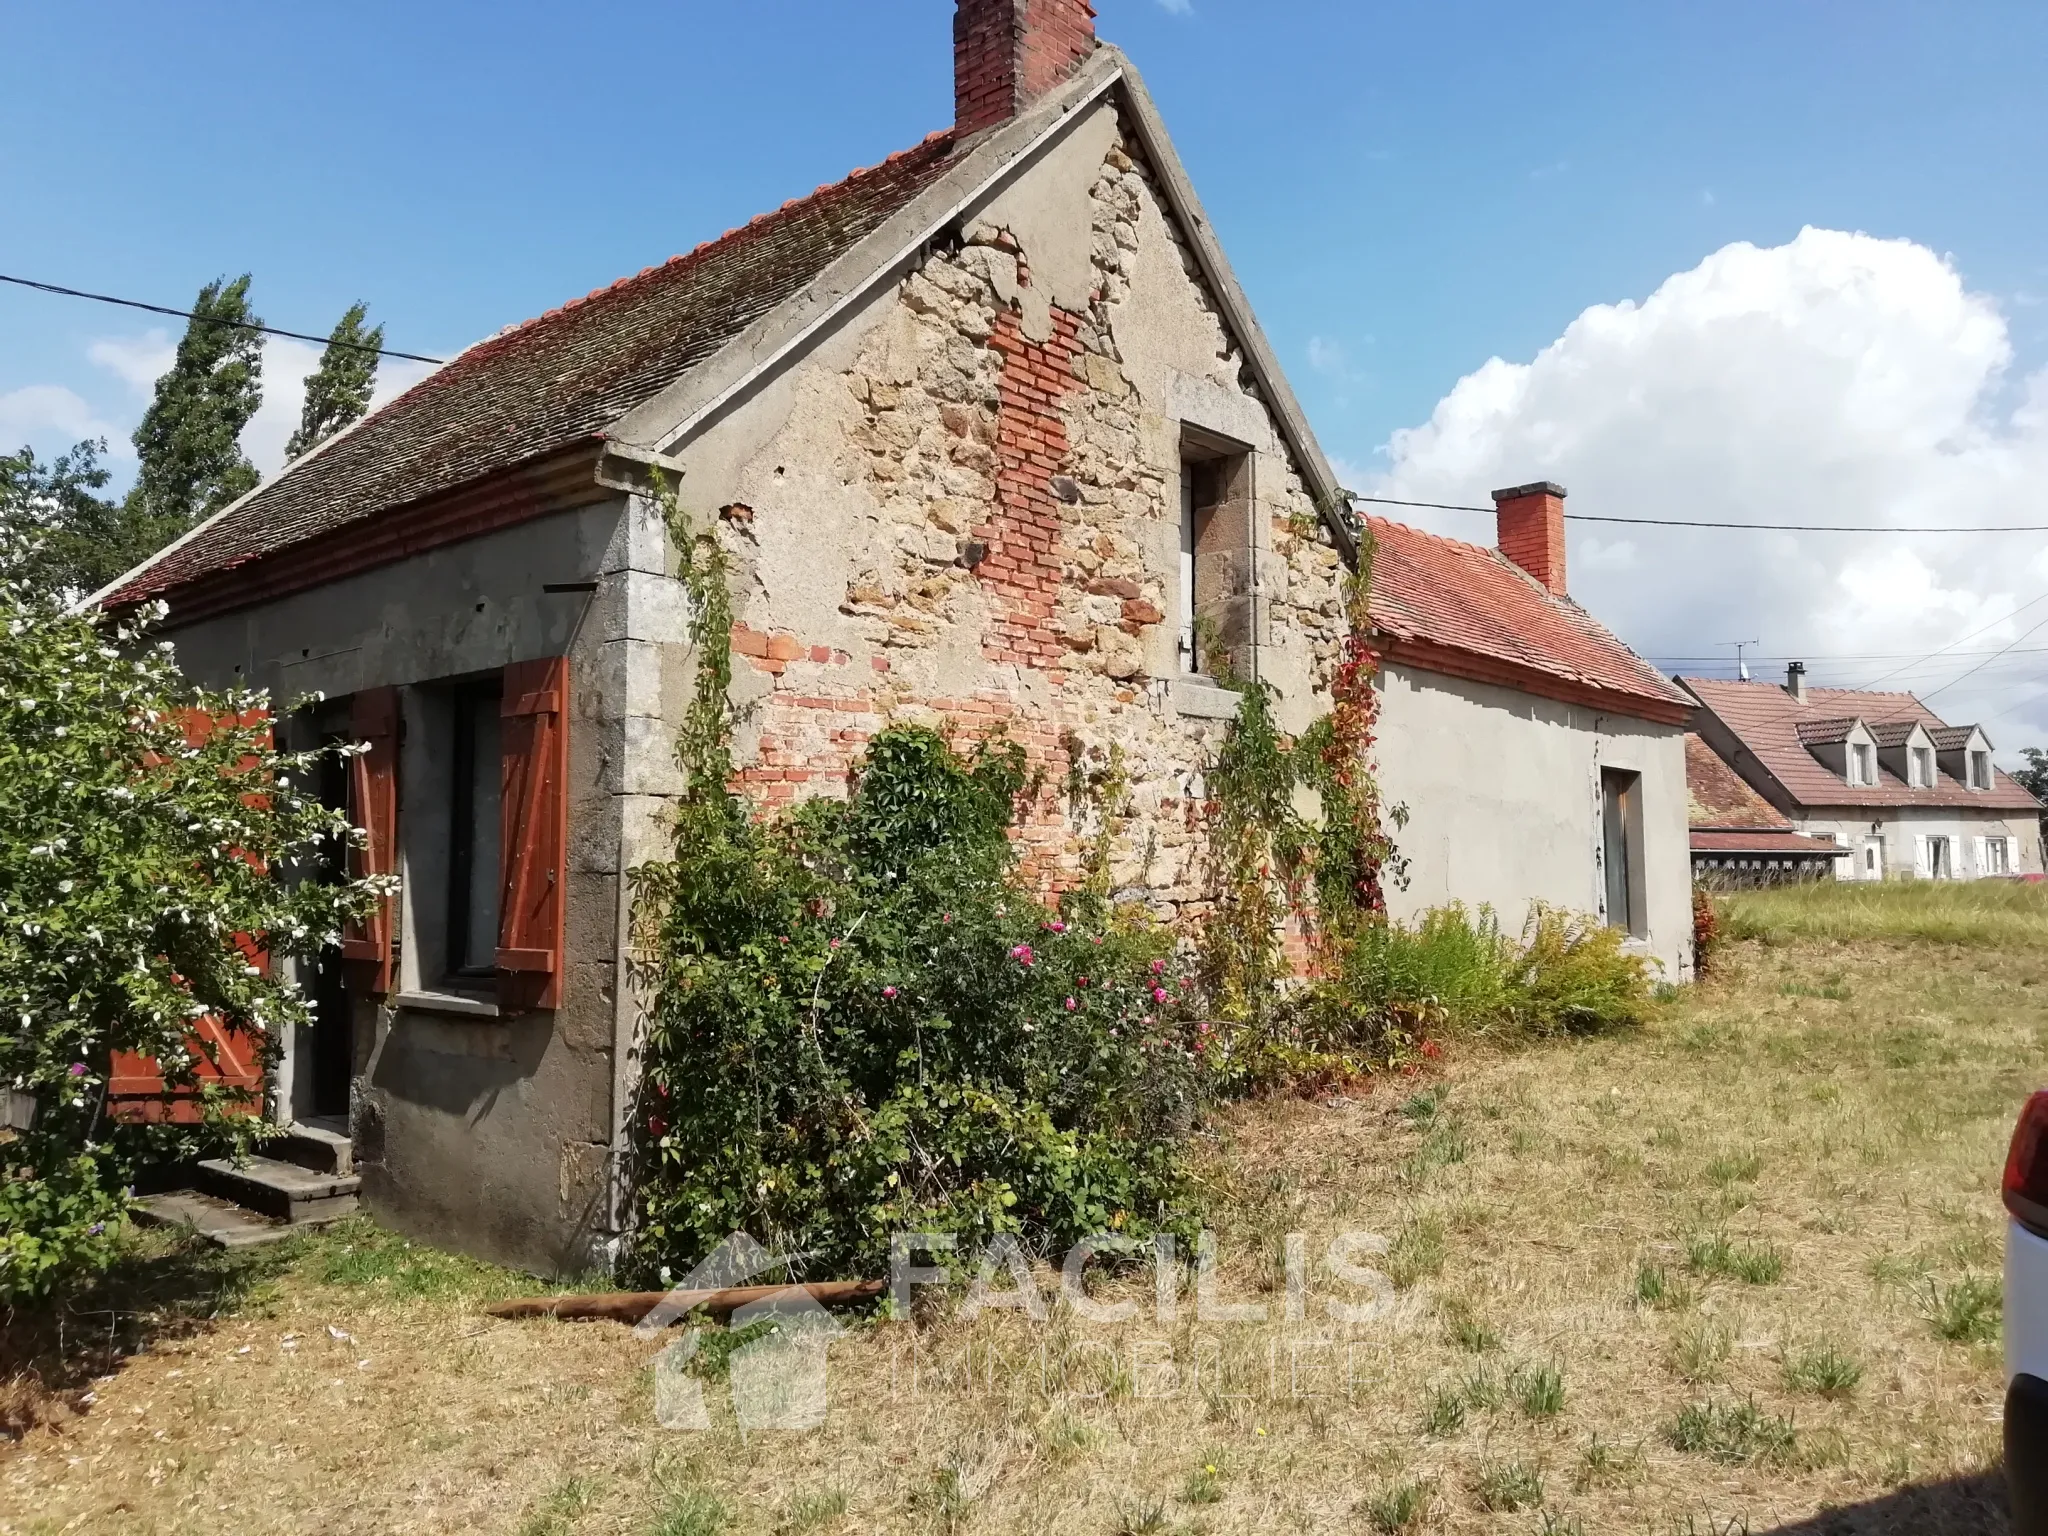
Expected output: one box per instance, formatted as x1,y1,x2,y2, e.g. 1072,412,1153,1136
1373,662,1695,979
1796,809,2044,881
160,501,656,1275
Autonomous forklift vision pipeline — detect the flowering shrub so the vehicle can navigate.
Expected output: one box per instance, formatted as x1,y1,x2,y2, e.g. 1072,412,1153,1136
628,506,1204,1281
0,549,378,1300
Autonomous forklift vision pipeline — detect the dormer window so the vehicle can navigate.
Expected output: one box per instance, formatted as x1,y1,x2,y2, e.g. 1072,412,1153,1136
1911,747,1934,788
1970,749,1993,790
1851,743,1875,787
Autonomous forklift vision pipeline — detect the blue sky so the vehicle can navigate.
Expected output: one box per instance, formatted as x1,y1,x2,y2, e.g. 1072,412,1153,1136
7,1,2048,739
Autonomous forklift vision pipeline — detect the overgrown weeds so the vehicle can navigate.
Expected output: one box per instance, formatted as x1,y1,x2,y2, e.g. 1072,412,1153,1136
1921,1273,2002,1343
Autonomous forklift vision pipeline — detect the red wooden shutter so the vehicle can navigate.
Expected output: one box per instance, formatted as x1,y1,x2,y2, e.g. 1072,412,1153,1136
341,687,400,996
498,657,569,1012
109,707,271,1122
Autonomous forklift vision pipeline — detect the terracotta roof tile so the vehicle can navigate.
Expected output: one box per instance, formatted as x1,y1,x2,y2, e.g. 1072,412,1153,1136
1680,678,2042,812
1794,717,1860,746
108,131,963,606
1685,733,1790,830
1367,517,1691,720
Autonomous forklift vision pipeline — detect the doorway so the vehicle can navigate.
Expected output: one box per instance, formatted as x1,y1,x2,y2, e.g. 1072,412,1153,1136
305,734,356,1121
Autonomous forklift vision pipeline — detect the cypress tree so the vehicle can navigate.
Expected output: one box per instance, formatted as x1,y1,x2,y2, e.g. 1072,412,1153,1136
286,303,382,460
127,275,264,539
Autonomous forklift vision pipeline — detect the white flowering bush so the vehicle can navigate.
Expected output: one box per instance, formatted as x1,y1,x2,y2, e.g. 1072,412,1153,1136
0,539,380,1300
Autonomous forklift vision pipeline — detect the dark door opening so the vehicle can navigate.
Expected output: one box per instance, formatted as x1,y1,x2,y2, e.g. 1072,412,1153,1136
307,736,355,1120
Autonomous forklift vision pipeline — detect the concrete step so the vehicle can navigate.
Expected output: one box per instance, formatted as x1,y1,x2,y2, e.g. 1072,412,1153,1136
272,1121,353,1177
134,1190,297,1249
193,1154,360,1225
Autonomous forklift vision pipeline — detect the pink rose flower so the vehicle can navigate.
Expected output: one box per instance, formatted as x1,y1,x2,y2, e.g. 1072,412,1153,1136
1064,997,1077,1012
1153,987,1169,1004
1150,958,1166,975
883,986,899,1000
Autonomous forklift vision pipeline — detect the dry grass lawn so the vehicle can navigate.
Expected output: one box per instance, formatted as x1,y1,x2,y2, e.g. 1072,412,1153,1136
5,895,2043,1534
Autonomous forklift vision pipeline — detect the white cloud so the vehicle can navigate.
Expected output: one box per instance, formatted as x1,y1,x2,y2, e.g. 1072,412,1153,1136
88,330,176,393
1369,226,2048,756
1307,336,1348,376
0,385,124,455
15,329,438,486
1155,0,1193,13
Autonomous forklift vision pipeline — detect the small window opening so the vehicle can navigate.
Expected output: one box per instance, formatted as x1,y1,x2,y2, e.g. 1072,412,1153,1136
1925,834,1953,880
1911,746,1934,788
1987,837,2011,876
1178,432,1252,679
447,682,503,979
1971,750,1993,790
1851,743,1874,787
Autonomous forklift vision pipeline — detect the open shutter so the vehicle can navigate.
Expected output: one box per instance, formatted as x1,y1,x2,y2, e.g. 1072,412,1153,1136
109,707,271,1122
341,687,400,995
498,657,569,1012
1975,837,1990,878
1914,835,1930,879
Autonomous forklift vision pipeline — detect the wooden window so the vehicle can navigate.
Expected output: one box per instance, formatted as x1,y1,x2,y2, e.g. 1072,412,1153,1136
341,687,400,996
1971,750,1993,790
497,657,570,1012
1600,767,1646,937
1911,747,1934,788
445,681,504,979
1851,743,1874,787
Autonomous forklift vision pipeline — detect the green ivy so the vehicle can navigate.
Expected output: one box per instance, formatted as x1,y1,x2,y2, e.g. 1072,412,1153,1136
626,487,1207,1282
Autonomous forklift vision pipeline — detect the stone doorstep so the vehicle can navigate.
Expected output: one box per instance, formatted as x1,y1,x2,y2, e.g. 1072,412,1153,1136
271,1120,353,1178
133,1190,297,1250
193,1154,362,1225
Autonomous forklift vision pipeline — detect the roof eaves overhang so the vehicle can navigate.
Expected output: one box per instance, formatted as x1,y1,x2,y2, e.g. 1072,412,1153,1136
1385,633,1695,727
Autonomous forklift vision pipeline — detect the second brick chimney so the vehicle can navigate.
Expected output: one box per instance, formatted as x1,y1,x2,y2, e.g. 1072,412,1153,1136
955,0,1099,138
1494,481,1569,597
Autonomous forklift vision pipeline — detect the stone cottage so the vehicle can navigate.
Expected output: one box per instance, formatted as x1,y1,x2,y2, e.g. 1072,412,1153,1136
99,0,1693,1272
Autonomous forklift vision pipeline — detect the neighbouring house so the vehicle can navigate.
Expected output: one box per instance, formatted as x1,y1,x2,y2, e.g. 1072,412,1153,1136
98,0,1693,1273
1684,733,1847,885
1682,666,2044,882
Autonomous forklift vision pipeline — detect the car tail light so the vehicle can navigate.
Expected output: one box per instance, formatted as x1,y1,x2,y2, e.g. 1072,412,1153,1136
2007,1091,2048,1238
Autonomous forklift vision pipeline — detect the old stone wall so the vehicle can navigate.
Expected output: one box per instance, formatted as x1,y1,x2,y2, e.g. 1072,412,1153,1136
673,96,1349,919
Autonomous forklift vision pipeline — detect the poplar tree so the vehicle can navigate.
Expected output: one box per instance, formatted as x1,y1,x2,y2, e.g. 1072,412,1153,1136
286,303,382,460
127,275,264,540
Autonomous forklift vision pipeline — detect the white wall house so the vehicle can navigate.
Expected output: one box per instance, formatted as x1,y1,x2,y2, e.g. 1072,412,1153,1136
1682,667,2043,882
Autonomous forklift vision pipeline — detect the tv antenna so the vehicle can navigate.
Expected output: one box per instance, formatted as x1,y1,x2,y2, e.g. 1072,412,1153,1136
1720,639,1761,682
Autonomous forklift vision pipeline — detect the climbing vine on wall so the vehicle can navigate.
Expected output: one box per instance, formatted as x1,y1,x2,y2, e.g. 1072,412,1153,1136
1197,512,1408,1063
626,482,1207,1281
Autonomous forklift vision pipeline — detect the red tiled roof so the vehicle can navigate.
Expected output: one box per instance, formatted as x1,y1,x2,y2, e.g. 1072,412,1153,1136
107,132,965,606
1691,829,1850,857
1795,717,1859,746
1680,678,2043,812
1685,733,1789,830
1366,517,1693,723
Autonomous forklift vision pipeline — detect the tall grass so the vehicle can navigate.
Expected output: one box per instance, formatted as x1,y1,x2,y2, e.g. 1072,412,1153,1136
1717,879,2048,948
1310,903,1654,1048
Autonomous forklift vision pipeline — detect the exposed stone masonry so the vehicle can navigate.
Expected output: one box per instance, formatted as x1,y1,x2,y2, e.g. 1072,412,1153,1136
723,107,1350,916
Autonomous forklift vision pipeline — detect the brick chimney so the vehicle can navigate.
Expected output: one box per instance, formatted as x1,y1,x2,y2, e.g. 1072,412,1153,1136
1493,481,1568,597
955,0,1099,137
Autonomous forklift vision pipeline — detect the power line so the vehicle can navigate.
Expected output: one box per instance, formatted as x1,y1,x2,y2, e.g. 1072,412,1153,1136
1860,590,2048,690
1922,612,2048,705
0,273,446,365
1349,492,2048,534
